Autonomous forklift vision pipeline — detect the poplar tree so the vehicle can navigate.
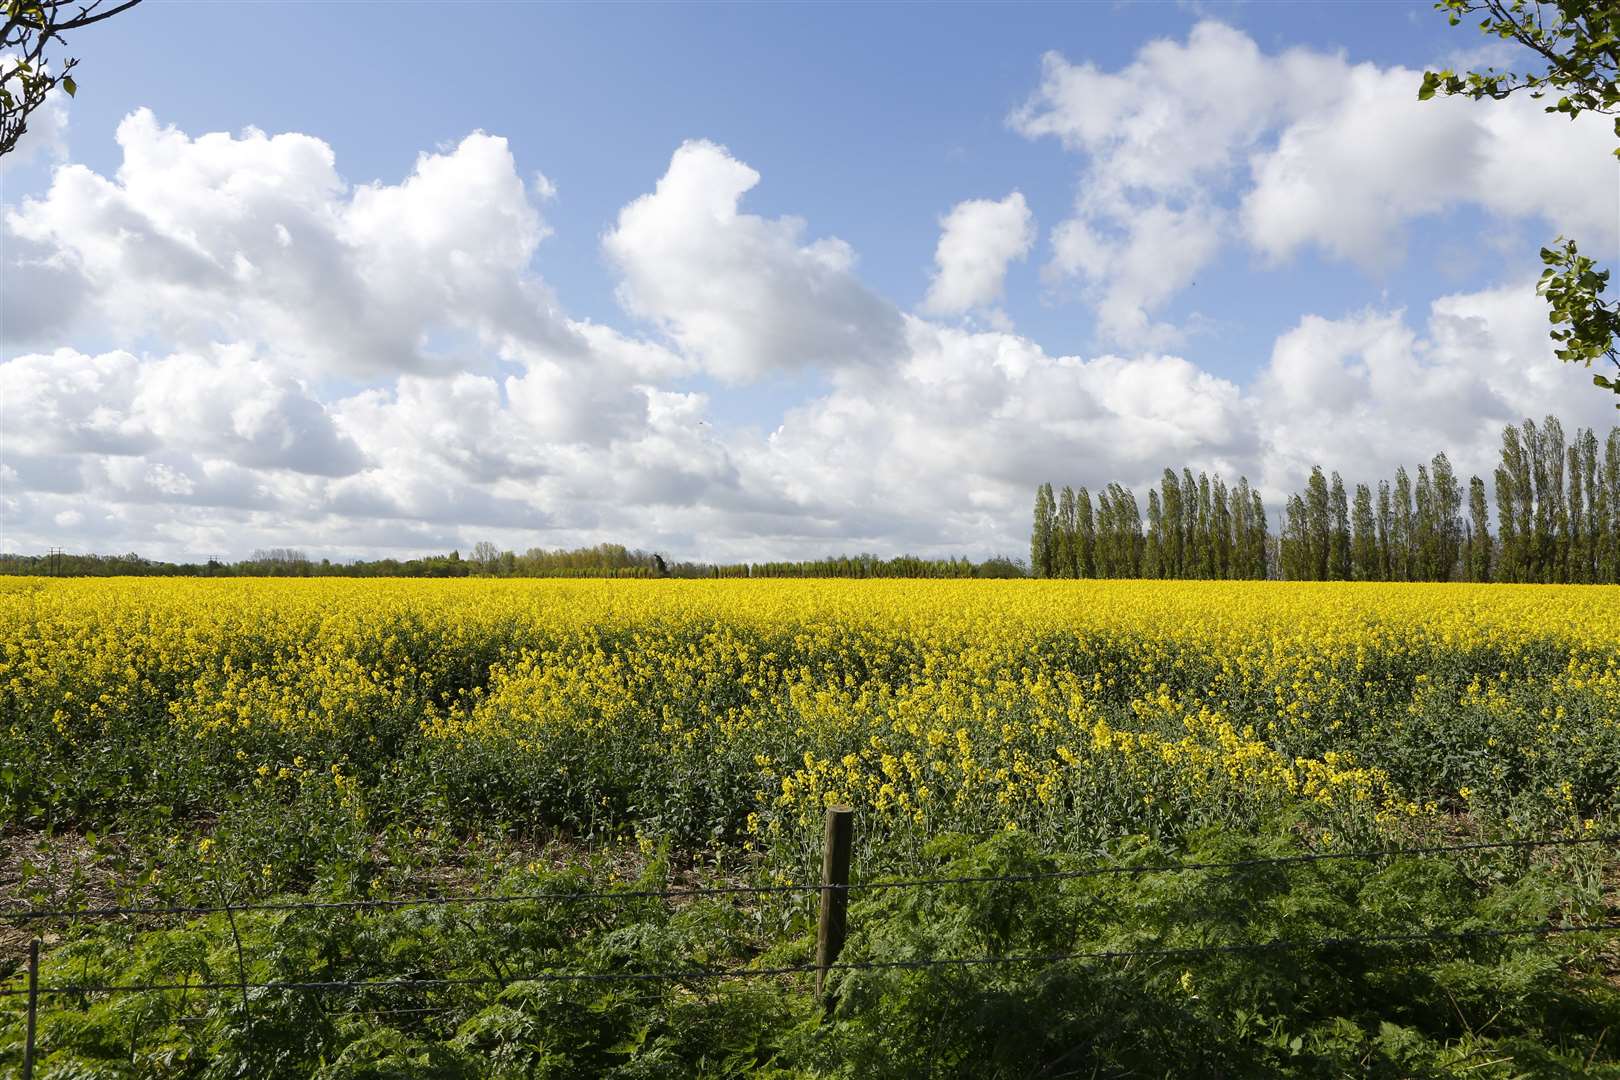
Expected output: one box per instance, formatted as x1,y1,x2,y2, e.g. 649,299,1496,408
1567,442,1587,582
1393,468,1415,582
1095,486,1116,578
1077,487,1097,579
1181,469,1199,577
1351,483,1378,581
1161,469,1184,578
1601,429,1620,583
1529,417,1565,581
1213,476,1233,579
1031,483,1056,578
1468,475,1492,582
1145,490,1164,578
1305,467,1331,581
1376,480,1393,581
1056,486,1079,579
1431,453,1463,581
1283,494,1310,580
1494,463,1519,583
1414,465,1437,579
1250,488,1269,579
1197,472,1215,578
1112,483,1144,577
1579,428,1600,582
1500,424,1530,581
1232,477,1253,578
1329,471,1351,580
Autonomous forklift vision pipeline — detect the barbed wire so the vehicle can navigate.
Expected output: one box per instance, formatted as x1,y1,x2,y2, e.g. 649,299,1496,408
4,832,1612,924
4,919,1616,999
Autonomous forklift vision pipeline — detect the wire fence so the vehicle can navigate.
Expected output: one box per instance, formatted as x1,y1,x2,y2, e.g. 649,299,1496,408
5,822,1618,1076
5,831,1613,923
7,920,1620,1000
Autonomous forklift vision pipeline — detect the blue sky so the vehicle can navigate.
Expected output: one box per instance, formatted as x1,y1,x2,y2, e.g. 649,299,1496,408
35,2,1511,366
1,2,1616,560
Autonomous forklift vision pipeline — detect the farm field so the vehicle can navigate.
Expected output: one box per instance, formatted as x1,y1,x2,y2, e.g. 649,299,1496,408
3,577,1620,1076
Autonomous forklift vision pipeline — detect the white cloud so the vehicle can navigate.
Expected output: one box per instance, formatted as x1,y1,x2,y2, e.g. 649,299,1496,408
922,192,1035,316
603,139,905,382
1014,21,1618,344
0,346,365,476
2,109,583,374
1241,67,1617,269
2,109,1614,564
1252,281,1618,492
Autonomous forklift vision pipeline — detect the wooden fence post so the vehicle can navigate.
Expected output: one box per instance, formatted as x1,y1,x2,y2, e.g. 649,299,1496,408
816,805,853,1002
23,938,39,1080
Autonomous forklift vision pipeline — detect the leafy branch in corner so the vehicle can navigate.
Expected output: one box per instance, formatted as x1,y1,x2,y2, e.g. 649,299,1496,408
1540,238,1620,394
1,0,144,158
1421,0,1620,405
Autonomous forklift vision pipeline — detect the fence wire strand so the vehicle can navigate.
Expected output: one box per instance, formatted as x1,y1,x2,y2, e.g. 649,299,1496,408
6,919,1617,999
5,832,1613,924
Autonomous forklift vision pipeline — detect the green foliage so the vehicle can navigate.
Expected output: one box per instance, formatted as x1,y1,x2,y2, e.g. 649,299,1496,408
6,827,1616,1078
2,1,145,158
1539,238,1620,401
1421,0,1620,402
1420,0,1620,136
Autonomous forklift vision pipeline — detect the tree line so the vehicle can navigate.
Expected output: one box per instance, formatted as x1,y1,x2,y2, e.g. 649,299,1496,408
0,544,1030,580
1031,471,1270,580
1031,417,1620,583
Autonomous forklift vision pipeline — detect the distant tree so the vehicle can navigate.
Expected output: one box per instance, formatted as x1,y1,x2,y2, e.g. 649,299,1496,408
1431,452,1464,580
1578,427,1601,581
1095,486,1117,577
1541,416,1568,580
1393,467,1416,582
1076,487,1097,578
1055,486,1079,578
1603,429,1620,580
1494,462,1519,583
1567,441,1588,580
1329,471,1352,580
1351,483,1378,581
1181,469,1199,576
1160,469,1184,576
1110,482,1143,577
1468,475,1493,582
1376,480,1394,581
1250,488,1269,579
1282,494,1309,581
1030,483,1056,578
1212,476,1233,579
1414,464,1438,579
1304,467,1331,581
1144,489,1164,578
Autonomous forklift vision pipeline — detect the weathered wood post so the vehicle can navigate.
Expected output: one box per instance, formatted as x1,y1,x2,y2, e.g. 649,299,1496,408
23,938,39,1080
815,805,853,1002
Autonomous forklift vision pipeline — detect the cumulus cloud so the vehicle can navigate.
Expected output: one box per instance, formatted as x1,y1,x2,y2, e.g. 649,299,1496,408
1014,20,1618,344
0,347,365,476
1252,282,1619,491
603,139,905,382
2,109,582,373
922,192,1035,317
2,107,1613,564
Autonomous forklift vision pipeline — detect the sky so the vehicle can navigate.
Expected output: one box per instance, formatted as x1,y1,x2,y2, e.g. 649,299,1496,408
1,1,1617,563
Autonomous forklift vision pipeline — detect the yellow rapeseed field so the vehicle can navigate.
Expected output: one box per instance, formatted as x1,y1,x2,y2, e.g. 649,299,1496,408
3,577,1617,873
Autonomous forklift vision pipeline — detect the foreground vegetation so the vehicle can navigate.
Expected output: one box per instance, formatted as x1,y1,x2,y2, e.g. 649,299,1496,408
3,578,1618,1076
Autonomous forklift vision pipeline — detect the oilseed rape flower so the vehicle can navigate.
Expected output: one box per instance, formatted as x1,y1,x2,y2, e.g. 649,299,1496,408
0,577,1615,877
